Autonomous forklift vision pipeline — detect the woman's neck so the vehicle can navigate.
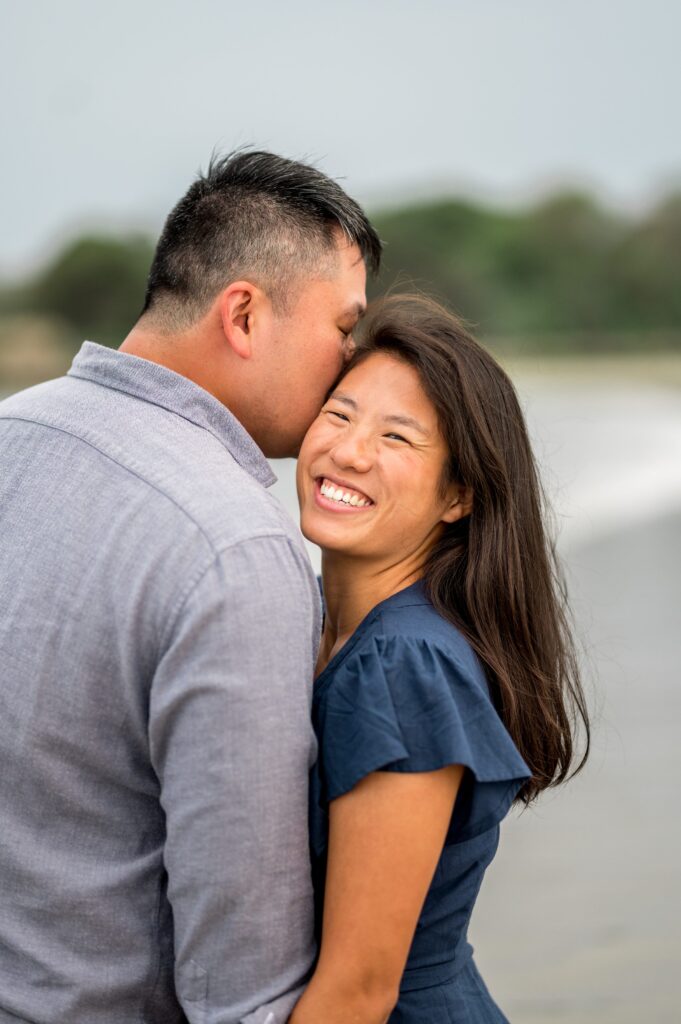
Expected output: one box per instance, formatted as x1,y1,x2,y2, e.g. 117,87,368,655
317,553,424,675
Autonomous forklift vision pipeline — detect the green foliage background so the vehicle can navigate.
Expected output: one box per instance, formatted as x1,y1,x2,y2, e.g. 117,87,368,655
1,190,680,389
370,191,681,352
0,234,155,349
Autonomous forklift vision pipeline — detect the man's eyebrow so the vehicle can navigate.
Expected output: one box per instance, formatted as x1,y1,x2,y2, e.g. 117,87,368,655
340,302,366,322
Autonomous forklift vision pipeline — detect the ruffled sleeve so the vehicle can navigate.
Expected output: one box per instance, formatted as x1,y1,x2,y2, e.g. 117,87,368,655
313,634,531,841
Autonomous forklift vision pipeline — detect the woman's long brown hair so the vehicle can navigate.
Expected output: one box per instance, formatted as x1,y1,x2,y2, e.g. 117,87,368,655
347,294,590,803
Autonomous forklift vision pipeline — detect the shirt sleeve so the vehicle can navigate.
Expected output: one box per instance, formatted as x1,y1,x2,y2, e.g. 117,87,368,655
149,534,319,1024
315,634,531,841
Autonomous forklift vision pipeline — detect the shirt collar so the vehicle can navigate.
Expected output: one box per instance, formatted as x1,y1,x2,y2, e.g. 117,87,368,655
68,341,276,487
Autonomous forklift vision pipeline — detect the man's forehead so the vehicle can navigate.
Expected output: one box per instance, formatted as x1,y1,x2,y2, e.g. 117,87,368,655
331,230,365,266
297,235,366,306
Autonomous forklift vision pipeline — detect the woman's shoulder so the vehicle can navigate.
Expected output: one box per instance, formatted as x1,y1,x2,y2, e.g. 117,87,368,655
314,582,505,750
318,580,489,703
313,580,531,832
373,581,486,681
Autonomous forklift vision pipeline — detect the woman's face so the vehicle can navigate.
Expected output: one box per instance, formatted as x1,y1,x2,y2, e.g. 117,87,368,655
296,352,466,564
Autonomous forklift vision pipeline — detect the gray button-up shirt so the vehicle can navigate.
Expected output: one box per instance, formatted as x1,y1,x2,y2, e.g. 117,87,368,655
0,343,321,1024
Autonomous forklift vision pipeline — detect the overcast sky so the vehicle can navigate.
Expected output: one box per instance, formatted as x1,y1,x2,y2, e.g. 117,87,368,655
1,0,680,276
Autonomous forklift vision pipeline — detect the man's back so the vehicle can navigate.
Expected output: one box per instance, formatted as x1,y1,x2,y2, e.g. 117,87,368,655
0,344,320,1023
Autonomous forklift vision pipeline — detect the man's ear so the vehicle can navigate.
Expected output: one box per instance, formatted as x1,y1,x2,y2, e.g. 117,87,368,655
441,485,474,524
218,282,258,360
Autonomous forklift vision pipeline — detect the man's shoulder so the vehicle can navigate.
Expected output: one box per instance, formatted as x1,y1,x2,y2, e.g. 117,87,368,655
0,373,301,556
0,376,68,418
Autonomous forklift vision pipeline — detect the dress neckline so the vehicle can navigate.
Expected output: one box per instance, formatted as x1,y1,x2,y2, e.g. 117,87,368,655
314,579,430,693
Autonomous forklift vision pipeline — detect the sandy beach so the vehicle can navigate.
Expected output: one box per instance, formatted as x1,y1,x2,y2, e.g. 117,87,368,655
471,508,681,1023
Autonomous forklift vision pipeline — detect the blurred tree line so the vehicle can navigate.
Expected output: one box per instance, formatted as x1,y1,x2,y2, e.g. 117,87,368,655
370,191,681,353
0,235,155,349
1,190,680,389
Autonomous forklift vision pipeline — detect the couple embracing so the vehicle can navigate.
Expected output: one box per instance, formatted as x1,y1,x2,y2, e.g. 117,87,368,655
0,151,589,1024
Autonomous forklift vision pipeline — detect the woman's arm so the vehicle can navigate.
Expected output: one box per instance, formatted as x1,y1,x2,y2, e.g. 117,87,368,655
290,764,464,1024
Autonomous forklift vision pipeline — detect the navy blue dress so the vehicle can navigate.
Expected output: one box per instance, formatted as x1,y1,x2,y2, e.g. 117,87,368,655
309,581,531,1023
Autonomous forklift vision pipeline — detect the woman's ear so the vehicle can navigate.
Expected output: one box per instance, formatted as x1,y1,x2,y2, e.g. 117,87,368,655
441,486,474,524
218,282,257,360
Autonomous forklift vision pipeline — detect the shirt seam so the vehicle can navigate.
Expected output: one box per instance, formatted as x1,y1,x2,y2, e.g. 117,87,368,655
2,411,268,548
66,367,273,485
157,534,309,655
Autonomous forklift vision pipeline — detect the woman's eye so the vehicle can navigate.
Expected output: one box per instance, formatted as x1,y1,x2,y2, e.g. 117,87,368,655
326,410,349,422
385,433,408,443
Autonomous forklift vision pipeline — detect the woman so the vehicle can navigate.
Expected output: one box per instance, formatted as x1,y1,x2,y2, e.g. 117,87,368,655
290,295,589,1024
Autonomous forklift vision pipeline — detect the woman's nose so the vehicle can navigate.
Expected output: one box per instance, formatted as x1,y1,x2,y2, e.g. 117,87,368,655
330,432,372,473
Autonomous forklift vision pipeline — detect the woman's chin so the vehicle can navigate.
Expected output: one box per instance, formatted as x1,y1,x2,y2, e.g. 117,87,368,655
300,515,361,556
303,529,354,555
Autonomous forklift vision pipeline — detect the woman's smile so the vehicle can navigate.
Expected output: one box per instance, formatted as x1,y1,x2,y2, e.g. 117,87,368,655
314,476,375,512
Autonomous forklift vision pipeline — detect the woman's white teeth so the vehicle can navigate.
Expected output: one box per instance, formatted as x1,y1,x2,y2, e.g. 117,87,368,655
320,480,371,507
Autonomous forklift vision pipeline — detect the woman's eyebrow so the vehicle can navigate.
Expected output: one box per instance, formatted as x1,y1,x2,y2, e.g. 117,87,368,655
382,414,429,436
328,391,357,409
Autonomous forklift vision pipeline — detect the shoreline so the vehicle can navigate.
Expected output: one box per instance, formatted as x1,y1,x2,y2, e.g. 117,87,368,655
501,351,681,389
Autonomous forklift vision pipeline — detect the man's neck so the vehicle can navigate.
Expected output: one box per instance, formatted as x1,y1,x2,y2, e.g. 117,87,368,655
120,324,237,413
120,326,197,381
120,319,285,460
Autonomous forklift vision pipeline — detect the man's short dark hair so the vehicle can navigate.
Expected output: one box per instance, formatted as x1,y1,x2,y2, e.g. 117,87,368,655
141,149,382,330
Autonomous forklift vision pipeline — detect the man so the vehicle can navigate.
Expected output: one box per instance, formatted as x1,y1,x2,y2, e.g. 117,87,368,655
0,151,381,1023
